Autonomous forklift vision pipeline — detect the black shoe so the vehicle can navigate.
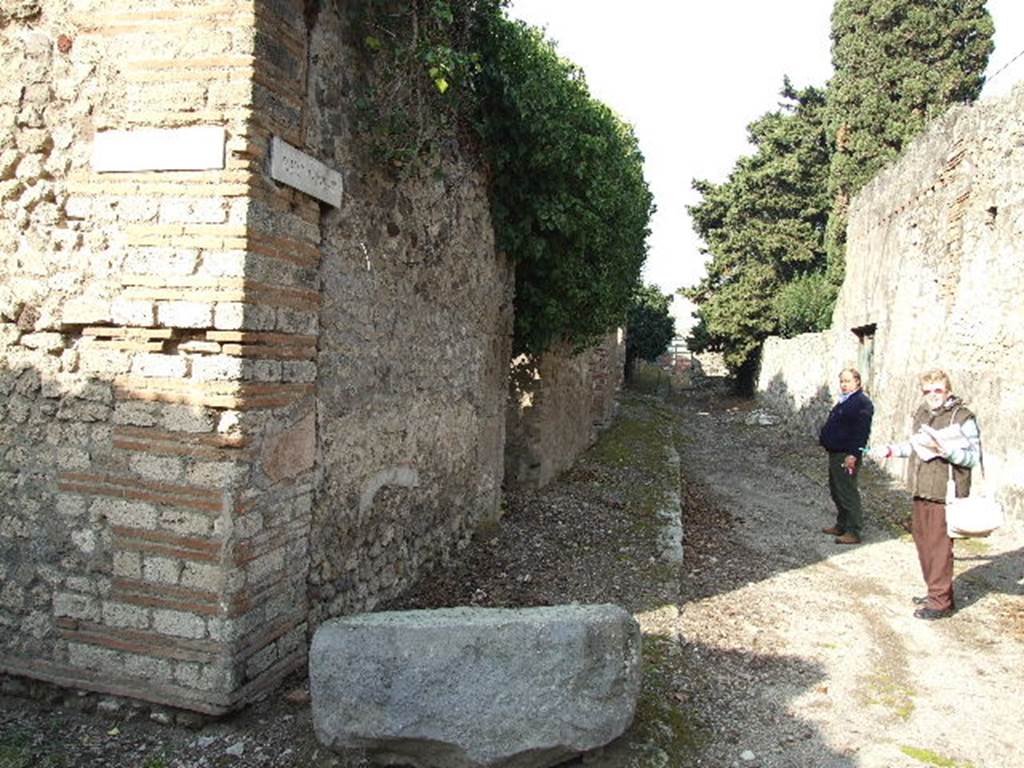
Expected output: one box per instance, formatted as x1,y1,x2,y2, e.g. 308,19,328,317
912,596,928,605
914,606,952,620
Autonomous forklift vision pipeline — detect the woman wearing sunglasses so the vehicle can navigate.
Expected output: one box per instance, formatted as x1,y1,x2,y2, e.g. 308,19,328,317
869,369,981,620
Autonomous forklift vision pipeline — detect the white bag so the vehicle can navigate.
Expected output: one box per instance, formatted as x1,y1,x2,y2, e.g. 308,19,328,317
946,494,1005,538
946,466,1005,539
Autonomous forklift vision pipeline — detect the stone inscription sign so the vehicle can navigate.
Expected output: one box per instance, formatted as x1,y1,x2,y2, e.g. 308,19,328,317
92,126,226,172
270,136,344,208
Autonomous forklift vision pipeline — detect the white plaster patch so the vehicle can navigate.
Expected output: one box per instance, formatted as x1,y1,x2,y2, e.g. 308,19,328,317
359,466,419,514
92,126,226,173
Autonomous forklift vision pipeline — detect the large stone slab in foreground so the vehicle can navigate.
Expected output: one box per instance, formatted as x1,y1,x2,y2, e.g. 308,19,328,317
310,604,642,768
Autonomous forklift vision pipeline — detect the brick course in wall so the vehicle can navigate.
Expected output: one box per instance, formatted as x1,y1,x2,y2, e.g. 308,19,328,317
1,0,317,714
2,0,525,714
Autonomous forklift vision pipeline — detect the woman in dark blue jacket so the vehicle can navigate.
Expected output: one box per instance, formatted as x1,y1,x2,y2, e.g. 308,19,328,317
818,368,874,544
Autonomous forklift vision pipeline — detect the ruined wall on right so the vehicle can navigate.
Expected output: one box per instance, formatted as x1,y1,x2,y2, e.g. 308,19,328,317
759,82,1024,519
757,329,854,437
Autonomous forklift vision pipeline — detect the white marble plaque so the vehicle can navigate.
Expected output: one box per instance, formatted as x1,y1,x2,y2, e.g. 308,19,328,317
91,126,225,172
270,136,344,208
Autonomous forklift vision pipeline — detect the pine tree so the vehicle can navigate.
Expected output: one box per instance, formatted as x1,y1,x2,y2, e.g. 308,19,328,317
824,0,994,284
686,81,831,387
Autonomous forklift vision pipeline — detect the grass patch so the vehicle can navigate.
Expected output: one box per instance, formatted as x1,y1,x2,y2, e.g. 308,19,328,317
629,364,669,396
584,401,676,539
900,745,975,767
630,636,707,763
955,538,990,556
0,737,68,768
864,670,914,720
0,727,33,768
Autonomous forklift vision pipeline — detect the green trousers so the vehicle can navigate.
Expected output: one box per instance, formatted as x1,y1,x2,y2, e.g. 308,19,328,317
827,451,863,536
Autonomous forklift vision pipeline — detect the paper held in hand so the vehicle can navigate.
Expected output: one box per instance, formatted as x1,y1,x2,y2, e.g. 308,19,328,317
910,423,970,461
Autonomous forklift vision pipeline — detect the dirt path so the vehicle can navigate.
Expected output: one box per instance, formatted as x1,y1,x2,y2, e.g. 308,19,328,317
1,383,1021,767
669,386,1024,768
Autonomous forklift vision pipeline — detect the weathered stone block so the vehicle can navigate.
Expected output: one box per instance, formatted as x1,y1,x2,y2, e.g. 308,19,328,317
191,354,241,381
282,360,316,383
160,403,216,433
71,528,97,554
19,331,64,352
180,562,221,592
310,604,641,768
56,397,111,422
277,308,317,335
261,412,315,483
116,196,159,223
213,302,277,331
132,353,189,379
159,198,227,225
79,347,132,375
159,508,214,537
123,247,199,276
187,460,247,488
158,301,214,329
56,443,90,470
0,583,25,610
143,556,183,585
103,601,151,630
56,494,87,518
199,250,246,277
91,498,158,530
112,550,143,579
111,298,155,327
129,452,184,482
53,592,101,622
64,196,92,221
152,609,206,640
112,401,161,427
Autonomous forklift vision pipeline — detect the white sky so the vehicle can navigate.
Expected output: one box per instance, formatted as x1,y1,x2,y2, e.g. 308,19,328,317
506,0,1024,330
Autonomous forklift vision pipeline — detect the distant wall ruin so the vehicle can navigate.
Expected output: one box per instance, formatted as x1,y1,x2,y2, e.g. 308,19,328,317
505,332,624,490
758,82,1024,520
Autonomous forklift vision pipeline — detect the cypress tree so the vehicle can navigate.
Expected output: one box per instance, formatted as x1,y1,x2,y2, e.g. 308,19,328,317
824,0,994,284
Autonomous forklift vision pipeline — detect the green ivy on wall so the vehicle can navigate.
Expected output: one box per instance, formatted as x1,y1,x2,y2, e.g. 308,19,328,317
346,0,654,356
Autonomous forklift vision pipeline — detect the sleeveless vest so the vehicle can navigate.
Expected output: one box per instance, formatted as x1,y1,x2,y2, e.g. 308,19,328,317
908,402,973,503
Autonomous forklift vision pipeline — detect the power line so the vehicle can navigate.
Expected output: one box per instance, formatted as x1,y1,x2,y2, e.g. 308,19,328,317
987,46,1024,84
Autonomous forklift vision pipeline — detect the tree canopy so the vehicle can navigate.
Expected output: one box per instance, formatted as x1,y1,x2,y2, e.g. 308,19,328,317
685,0,994,383
473,15,654,355
625,284,676,378
824,0,994,283
685,81,831,385
348,1,654,358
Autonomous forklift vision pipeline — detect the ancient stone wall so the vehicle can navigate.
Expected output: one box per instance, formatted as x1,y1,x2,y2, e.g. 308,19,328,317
303,3,513,624
505,332,624,490
1,0,513,714
1,0,293,716
757,330,856,436
758,82,1024,519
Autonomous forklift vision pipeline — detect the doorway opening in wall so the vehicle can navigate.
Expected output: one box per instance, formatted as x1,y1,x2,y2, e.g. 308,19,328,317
853,324,876,394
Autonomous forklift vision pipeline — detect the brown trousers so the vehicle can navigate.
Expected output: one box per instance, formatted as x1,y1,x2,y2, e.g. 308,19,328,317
912,498,955,611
